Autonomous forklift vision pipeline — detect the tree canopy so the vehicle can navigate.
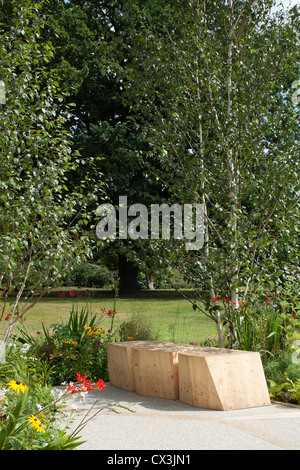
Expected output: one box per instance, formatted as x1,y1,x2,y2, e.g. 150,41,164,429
0,0,299,349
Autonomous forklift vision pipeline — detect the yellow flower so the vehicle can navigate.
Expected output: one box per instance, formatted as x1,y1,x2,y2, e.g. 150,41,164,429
28,415,45,433
71,340,78,345
7,380,28,394
127,336,133,340
63,339,70,344
83,325,91,330
28,414,41,427
34,422,45,433
284,372,288,376
28,414,45,432
87,330,98,336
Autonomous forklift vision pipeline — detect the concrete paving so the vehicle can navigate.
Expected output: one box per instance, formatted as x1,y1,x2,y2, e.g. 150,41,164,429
65,383,300,451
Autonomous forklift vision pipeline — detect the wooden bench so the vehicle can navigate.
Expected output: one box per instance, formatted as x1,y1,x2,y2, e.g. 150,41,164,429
131,343,199,399
106,341,174,392
178,347,271,410
106,341,271,410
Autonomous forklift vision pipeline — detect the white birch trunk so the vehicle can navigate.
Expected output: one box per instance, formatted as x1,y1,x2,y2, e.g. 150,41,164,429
198,110,225,348
227,0,239,346
0,261,32,362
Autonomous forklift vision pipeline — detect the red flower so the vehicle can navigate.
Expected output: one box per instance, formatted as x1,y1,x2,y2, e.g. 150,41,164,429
66,383,77,394
212,297,221,302
223,298,229,303
81,379,93,392
5,313,11,321
76,372,87,383
69,290,75,297
95,379,106,390
108,309,116,317
66,372,106,394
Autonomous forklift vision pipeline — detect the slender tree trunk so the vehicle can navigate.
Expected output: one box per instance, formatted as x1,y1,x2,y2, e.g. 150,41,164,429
0,260,32,362
227,0,239,347
145,271,155,290
199,109,224,347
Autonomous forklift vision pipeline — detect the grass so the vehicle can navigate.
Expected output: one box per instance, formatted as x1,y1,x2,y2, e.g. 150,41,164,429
0,296,218,345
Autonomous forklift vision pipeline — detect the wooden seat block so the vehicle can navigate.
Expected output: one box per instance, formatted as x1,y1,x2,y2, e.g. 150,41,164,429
131,343,198,399
178,348,271,410
106,341,173,391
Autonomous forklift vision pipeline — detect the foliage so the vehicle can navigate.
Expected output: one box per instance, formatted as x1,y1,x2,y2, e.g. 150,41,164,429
17,304,114,384
0,341,57,388
39,0,167,293
264,352,300,382
265,351,300,404
233,308,295,354
0,318,113,451
0,0,103,353
0,363,85,450
117,312,159,342
0,374,108,450
268,378,300,405
123,0,300,347
63,262,114,288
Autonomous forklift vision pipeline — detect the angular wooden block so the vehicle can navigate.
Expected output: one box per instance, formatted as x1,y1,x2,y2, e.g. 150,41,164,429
106,341,173,392
178,347,271,410
131,343,198,399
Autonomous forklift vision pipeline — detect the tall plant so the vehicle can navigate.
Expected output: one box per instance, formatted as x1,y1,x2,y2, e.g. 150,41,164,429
0,0,102,358
125,0,300,347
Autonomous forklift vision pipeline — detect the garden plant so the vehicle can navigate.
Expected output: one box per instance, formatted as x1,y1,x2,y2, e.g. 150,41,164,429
0,344,107,450
0,1,300,453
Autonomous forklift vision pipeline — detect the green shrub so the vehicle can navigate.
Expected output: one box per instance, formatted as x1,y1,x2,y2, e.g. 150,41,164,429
268,378,300,404
63,262,114,288
235,308,293,354
17,305,112,384
263,351,300,404
117,312,158,342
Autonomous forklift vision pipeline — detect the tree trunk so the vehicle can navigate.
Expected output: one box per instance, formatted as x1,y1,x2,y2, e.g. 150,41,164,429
198,108,225,348
227,0,239,347
145,271,155,290
118,254,140,295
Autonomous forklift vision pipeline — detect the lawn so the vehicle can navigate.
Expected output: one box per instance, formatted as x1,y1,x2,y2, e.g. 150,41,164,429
0,296,218,345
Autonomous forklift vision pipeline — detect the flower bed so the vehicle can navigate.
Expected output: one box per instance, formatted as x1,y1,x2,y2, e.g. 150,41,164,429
0,371,107,450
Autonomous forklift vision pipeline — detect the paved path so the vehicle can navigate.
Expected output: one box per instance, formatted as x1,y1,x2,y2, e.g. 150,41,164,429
65,383,300,451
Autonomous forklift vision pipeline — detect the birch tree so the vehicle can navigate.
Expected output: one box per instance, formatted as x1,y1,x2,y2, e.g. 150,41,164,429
125,0,300,347
0,0,101,359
